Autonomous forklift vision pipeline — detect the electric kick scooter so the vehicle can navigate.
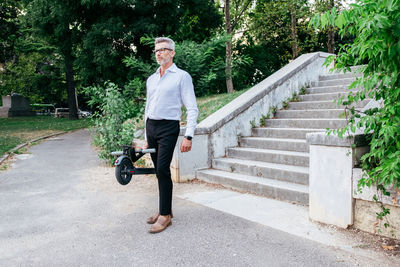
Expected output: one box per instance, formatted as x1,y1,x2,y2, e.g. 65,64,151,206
111,145,156,185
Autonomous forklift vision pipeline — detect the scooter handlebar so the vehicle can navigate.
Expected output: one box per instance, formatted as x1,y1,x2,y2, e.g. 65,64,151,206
111,151,123,156
110,148,156,156
138,148,156,154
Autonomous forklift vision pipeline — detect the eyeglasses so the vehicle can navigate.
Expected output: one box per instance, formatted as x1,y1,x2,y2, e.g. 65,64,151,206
153,48,173,54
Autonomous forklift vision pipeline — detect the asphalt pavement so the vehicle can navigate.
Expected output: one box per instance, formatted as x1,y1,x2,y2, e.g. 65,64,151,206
0,129,398,266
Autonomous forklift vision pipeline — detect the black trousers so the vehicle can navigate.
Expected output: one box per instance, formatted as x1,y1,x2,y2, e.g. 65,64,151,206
146,119,180,215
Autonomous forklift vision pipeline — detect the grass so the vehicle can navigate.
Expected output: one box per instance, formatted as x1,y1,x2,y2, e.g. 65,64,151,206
0,116,92,155
181,89,249,125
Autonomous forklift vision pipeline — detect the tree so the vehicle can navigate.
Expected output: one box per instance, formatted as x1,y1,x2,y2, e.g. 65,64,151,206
223,0,253,93
288,0,303,59
248,0,316,61
76,0,222,87
25,0,83,119
23,0,222,119
0,1,65,105
0,0,21,64
314,0,342,53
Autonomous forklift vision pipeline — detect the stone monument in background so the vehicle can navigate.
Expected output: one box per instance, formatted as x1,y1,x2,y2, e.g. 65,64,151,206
0,94,36,118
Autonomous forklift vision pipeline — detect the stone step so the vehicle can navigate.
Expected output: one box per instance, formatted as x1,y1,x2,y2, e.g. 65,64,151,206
311,77,355,87
240,137,308,152
276,109,345,119
319,72,362,81
299,92,350,101
265,118,347,129
212,157,309,185
227,147,309,167
196,169,309,205
252,127,325,139
307,85,361,94
287,99,370,110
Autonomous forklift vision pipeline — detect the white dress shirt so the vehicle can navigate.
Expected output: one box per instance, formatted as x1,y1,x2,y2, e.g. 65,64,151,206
145,63,199,137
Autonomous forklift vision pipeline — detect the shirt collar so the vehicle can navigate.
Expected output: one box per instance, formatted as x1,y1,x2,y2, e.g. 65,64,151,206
156,63,177,74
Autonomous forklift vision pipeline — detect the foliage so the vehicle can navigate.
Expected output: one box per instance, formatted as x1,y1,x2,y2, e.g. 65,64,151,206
130,36,253,97
173,0,223,43
0,52,65,105
299,85,308,95
282,100,289,109
270,105,277,117
259,114,268,127
312,0,400,227
14,0,221,118
290,91,300,102
174,36,252,96
85,82,144,163
248,0,317,62
0,0,22,63
250,118,256,128
75,0,221,86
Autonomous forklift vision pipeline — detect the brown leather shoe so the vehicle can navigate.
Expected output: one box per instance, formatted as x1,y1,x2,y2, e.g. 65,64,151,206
148,215,172,233
146,211,173,224
146,213,159,224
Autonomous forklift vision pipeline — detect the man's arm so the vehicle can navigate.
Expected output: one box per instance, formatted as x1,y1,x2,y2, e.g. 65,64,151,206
180,72,198,152
144,78,150,144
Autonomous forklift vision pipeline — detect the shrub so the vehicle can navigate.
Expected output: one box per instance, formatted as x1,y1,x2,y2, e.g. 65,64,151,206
85,82,144,164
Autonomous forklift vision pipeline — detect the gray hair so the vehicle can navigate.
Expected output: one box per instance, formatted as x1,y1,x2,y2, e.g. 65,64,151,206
155,37,175,51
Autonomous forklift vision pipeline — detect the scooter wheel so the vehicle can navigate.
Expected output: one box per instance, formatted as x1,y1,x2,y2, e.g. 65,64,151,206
115,157,133,185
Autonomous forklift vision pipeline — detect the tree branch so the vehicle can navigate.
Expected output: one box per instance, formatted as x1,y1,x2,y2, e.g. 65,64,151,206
230,0,252,31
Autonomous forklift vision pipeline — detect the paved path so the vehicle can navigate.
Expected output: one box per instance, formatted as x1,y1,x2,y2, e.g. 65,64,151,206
0,130,398,266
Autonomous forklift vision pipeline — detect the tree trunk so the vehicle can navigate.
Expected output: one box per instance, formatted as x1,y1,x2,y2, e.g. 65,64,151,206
327,0,335,53
64,55,78,120
290,6,299,59
225,0,234,93
327,27,335,53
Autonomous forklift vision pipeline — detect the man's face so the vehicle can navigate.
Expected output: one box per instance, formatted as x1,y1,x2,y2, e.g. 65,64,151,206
154,42,175,66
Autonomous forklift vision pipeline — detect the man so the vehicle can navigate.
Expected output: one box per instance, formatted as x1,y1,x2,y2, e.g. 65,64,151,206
144,37,198,233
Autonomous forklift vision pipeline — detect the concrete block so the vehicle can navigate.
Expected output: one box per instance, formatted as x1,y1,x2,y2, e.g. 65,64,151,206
197,169,309,205
299,92,349,101
311,77,355,87
252,127,325,139
352,168,400,206
276,109,344,119
171,134,209,182
213,157,309,185
354,199,400,238
265,118,347,129
307,85,361,94
227,147,309,167
309,145,354,228
319,72,362,81
239,137,308,152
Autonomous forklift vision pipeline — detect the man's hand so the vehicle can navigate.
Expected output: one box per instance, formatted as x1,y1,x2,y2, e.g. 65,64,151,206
144,141,149,149
180,138,192,152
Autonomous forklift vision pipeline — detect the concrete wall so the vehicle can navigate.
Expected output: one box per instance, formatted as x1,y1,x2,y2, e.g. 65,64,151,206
352,168,400,238
171,52,333,182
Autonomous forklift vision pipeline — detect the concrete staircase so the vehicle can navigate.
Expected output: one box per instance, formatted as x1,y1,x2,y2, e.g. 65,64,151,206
196,71,368,205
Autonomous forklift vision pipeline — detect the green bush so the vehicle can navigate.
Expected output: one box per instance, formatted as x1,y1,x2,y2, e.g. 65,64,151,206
85,82,144,164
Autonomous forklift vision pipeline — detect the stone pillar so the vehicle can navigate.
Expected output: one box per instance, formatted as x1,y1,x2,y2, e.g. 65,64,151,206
307,132,369,228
